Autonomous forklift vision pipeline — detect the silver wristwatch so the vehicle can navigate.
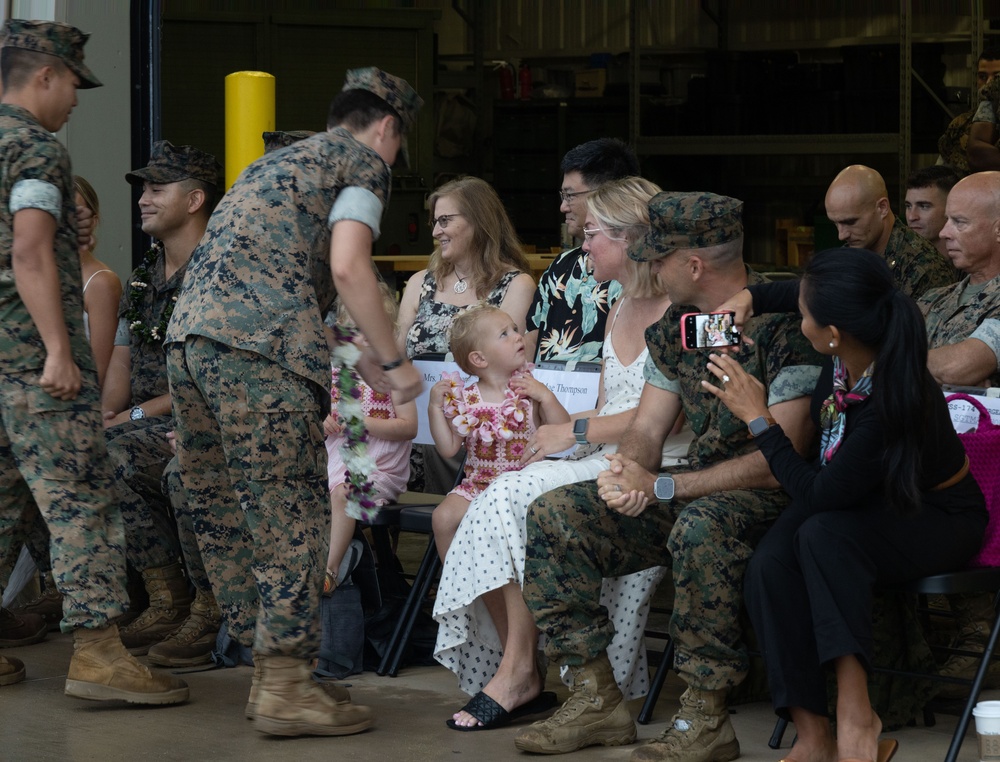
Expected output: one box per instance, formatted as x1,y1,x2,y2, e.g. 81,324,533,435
129,406,146,421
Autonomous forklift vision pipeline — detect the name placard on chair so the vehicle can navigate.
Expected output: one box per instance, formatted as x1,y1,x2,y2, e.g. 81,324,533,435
410,358,601,446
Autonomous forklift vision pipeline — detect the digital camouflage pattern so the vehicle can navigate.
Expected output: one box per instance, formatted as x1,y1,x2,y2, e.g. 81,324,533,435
161,456,212,594
646,270,821,467
262,130,315,154
527,247,622,363
0,105,91,373
342,67,423,132
881,217,958,300
118,242,187,404
166,338,329,653
938,110,975,172
165,127,391,390
0,101,128,629
1,19,101,88
125,140,222,188
106,418,181,572
0,372,129,631
629,191,743,263
524,480,788,690
523,273,821,690
920,273,1000,387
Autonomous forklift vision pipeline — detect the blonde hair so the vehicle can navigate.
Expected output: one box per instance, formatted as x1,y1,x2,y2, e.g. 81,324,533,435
449,303,503,375
428,176,530,295
74,175,100,251
587,176,666,299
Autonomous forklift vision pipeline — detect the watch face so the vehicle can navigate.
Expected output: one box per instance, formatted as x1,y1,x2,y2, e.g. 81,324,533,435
654,476,674,501
749,417,769,436
573,418,587,434
129,407,144,420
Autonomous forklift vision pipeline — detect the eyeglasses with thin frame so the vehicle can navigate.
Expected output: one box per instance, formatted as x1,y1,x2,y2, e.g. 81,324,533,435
582,226,625,243
432,213,463,229
558,189,592,203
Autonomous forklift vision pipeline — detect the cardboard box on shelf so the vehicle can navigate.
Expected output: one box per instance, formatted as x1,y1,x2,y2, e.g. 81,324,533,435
575,69,607,97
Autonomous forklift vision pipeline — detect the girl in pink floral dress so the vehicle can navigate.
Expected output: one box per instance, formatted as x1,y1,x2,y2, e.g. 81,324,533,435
428,305,570,560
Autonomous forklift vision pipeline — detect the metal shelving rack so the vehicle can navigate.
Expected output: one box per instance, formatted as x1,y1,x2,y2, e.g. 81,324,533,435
627,0,984,208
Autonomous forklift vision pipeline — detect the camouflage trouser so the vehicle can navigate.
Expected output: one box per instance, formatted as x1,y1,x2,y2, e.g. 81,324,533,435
523,479,788,691
18,416,180,577
160,455,211,594
0,369,128,630
166,336,330,656
105,416,181,572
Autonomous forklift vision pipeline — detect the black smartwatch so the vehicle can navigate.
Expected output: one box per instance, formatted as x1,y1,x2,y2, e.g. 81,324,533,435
573,418,589,445
748,415,776,438
653,475,675,501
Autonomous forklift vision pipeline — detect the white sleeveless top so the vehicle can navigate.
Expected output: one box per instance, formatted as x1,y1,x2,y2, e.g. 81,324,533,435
81,269,114,341
574,298,691,466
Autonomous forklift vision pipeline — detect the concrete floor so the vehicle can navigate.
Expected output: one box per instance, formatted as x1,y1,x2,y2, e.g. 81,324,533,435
0,631,989,761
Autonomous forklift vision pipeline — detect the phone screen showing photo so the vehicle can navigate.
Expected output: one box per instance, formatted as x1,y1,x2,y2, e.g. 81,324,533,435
681,311,740,350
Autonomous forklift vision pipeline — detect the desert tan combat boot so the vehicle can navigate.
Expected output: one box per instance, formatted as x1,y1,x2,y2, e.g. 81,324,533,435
514,653,636,754
65,625,189,705
253,655,371,736
245,654,352,720
147,589,221,667
631,687,739,762
0,654,25,686
119,562,192,654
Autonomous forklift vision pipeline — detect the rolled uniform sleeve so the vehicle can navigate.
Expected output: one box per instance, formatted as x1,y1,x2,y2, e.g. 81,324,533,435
643,354,680,394
10,178,62,219
328,186,383,240
768,364,821,405
971,318,1000,370
973,99,998,125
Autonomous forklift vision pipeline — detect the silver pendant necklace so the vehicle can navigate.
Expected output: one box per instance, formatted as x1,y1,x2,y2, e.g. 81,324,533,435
453,274,469,294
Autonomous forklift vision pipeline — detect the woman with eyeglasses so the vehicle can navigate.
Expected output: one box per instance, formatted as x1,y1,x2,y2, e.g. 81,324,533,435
397,176,535,360
397,176,536,493
434,177,692,731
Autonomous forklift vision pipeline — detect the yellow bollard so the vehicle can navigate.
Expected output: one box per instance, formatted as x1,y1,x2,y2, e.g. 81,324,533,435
224,71,275,189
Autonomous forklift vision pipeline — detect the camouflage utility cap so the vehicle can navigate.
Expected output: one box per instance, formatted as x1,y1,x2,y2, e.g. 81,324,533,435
629,191,743,262
2,19,101,89
262,130,316,153
342,67,423,133
125,141,223,188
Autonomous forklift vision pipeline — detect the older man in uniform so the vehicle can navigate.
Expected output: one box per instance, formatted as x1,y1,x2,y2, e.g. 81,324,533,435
918,171,1000,695
825,164,957,298
165,68,423,737
0,19,187,703
513,193,821,761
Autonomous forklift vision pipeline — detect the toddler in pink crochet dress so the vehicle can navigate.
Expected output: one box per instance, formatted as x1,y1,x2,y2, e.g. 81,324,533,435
429,304,570,560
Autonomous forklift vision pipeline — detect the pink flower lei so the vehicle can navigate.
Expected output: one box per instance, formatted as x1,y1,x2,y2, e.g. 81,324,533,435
330,324,379,522
442,366,534,445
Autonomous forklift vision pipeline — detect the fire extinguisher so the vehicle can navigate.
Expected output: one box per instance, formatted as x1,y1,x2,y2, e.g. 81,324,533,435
518,63,532,100
498,63,514,100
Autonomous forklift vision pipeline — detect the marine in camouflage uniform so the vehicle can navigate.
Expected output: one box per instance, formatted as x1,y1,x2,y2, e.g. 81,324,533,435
0,21,129,635
165,68,422,663
921,274,1000,387
109,142,221,578
515,192,821,759
0,19,187,703
882,216,958,299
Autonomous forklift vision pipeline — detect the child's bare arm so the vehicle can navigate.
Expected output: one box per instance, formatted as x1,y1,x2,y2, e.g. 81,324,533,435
428,379,464,456
510,376,570,426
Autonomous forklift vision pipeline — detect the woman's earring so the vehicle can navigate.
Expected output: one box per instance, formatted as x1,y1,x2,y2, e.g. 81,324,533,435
828,341,836,349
